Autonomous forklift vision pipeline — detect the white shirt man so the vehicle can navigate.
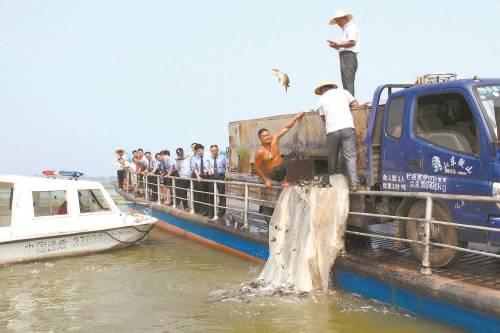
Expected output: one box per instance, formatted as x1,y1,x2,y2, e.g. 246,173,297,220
176,150,192,178
113,150,129,170
174,148,192,210
318,88,356,134
118,158,132,170
315,81,360,190
135,149,149,173
338,21,359,54
140,156,149,171
328,9,359,96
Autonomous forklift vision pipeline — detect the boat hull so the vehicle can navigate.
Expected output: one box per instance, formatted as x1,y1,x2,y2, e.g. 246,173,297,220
0,224,154,265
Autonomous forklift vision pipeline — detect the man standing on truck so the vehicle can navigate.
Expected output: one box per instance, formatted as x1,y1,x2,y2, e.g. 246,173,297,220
327,9,359,96
254,111,305,188
315,80,360,191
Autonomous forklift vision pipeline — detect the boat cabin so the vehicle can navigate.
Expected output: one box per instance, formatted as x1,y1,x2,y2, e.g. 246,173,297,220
0,175,122,240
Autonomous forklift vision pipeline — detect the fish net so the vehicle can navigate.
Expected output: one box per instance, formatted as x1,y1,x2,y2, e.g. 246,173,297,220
258,174,349,292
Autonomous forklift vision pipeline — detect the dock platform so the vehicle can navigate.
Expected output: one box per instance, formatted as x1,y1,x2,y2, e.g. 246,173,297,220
335,232,500,333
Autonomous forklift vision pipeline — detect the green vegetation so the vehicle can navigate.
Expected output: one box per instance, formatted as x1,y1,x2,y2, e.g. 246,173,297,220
236,147,249,159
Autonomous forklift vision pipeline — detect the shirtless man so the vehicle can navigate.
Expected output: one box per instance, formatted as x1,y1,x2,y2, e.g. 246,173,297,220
254,111,305,188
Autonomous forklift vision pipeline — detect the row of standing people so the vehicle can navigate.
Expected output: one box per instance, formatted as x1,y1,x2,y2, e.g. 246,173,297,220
114,143,229,219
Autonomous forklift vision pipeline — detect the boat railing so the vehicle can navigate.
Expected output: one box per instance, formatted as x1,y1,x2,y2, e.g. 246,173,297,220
120,170,500,275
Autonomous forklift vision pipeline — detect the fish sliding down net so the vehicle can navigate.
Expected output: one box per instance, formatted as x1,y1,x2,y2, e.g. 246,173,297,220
258,174,349,292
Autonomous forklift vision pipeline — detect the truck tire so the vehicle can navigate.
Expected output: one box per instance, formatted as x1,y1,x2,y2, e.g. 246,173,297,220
406,201,463,267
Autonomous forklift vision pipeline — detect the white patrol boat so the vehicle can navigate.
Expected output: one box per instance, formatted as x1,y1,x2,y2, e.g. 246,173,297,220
0,172,157,265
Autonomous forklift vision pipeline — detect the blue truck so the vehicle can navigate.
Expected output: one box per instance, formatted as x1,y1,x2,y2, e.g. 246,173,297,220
226,76,500,267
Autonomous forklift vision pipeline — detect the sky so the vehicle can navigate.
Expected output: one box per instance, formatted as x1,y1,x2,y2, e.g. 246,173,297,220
1,1,499,177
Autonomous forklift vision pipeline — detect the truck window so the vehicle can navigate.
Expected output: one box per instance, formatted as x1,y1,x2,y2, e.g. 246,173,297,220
475,85,500,140
413,92,479,155
78,189,110,213
33,191,67,217
386,97,405,138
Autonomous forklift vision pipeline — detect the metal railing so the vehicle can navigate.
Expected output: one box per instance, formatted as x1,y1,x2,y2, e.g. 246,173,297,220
122,170,280,230
349,190,500,275
119,170,500,274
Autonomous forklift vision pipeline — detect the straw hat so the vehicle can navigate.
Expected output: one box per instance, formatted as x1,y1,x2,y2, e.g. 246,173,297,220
314,80,338,95
329,9,353,25
115,148,125,154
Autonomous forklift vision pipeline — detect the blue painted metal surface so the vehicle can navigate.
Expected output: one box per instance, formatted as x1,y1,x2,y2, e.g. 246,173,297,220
147,207,269,261
334,271,500,333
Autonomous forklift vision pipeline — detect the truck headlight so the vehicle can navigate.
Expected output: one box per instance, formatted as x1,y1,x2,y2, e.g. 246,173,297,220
492,182,500,208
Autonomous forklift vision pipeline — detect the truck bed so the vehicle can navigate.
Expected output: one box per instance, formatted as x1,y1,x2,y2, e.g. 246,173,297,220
228,105,384,185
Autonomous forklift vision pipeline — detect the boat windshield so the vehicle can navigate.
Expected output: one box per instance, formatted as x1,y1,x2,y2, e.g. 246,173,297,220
78,189,110,213
0,183,13,227
475,85,500,141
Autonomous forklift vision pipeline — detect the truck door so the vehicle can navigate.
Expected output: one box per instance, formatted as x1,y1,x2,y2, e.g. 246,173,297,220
380,96,408,191
405,89,489,242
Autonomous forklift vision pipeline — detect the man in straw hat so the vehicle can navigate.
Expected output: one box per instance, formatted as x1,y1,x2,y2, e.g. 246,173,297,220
314,80,360,191
113,148,129,190
327,9,359,96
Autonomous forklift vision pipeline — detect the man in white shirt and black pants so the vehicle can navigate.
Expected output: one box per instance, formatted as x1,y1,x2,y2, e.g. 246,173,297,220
315,80,360,191
327,9,359,96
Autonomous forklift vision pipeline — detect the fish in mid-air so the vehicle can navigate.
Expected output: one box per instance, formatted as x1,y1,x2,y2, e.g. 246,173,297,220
272,68,290,92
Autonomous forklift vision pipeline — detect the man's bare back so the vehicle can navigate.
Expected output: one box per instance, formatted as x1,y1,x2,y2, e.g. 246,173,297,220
254,112,305,188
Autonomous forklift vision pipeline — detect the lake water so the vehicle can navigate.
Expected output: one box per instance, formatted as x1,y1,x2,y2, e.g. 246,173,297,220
0,226,463,332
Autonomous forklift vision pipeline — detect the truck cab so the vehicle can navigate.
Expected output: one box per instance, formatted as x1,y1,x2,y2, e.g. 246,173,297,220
368,78,500,265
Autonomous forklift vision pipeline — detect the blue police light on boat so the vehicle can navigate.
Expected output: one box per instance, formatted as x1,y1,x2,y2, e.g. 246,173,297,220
59,170,84,178
42,170,84,179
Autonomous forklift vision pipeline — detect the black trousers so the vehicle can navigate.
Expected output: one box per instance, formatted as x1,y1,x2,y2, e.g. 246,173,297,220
208,174,226,216
162,170,179,205
117,170,125,189
339,51,358,96
193,175,210,214
147,175,159,201
136,174,144,196
176,178,190,208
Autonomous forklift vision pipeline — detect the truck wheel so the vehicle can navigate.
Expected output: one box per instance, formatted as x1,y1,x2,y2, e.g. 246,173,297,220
406,201,462,267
